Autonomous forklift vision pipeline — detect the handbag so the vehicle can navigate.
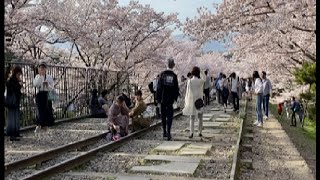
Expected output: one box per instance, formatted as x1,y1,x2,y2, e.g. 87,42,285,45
190,80,204,110
5,93,17,108
48,89,58,101
44,74,58,102
195,98,204,110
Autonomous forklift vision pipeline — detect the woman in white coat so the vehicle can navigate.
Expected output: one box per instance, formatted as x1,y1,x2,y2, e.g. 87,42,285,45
182,67,205,138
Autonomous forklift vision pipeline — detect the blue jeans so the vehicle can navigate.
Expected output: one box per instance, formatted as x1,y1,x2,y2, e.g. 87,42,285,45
263,94,270,117
256,94,263,123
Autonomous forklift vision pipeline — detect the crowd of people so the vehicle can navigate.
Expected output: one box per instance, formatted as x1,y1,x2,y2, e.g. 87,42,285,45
4,58,305,142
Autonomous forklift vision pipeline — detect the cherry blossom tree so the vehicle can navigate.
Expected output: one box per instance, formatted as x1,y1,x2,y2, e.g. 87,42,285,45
184,0,316,94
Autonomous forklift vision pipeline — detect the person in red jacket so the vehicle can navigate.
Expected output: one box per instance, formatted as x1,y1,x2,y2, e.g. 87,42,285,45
277,102,283,115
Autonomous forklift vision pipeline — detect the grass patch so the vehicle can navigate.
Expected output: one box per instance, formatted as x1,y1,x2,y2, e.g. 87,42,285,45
302,117,316,140
269,103,316,141
269,103,316,174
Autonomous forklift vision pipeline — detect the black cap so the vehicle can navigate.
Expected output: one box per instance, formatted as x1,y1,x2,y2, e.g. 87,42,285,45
38,61,47,68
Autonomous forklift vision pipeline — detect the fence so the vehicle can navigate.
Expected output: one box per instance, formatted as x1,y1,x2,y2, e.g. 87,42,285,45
4,61,129,128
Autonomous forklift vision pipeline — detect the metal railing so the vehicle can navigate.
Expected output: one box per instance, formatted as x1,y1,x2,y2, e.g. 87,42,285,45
4,61,129,128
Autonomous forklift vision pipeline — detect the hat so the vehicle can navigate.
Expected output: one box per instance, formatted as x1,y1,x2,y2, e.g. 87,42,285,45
167,58,175,68
38,61,47,68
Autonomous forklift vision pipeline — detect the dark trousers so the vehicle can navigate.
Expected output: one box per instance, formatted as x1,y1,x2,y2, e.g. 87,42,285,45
291,111,296,126
6,108,20,137
161,103,174,137
231,92,239,110
263,94,270,117
36,91,54,127
153,92,157,105
204,88,210,105
222,89,229,107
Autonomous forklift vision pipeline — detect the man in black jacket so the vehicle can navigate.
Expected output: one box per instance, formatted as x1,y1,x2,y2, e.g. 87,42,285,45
157,58,179,141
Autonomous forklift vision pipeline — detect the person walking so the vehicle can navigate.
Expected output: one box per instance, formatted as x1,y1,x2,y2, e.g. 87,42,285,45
230,72,239,112
284,99,291,119
157,58,179,141
5,66,23,141
290,96,301,127
214,73,223,105
203,70,211,106
227,77,233,105
33,61,55,133
261,71,272,120
252,71,264,127
183,66,205,138
246,77,253,101
149,75,160,117
220,74,229,113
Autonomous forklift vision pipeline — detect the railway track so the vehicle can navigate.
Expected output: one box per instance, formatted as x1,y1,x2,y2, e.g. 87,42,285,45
4,104,178,179
51,101,247,180
5,100,249,180
5,102,156,164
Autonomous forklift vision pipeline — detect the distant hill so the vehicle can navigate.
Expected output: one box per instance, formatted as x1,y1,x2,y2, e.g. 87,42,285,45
173,34,226,53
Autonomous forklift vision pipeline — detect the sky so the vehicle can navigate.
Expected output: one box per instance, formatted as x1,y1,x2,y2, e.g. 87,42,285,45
53,0,226,52
118,0,223,35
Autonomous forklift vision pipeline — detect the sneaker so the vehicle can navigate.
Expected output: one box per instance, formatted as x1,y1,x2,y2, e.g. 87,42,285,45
189,133,193,138
34,126,41,133
263,115,268,120
257,122,263,127
253,121,259,125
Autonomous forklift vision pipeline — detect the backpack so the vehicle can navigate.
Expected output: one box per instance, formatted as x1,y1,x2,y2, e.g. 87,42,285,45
222,86,229,97
148,81,155,93
294,102,301,112
214,78,220,90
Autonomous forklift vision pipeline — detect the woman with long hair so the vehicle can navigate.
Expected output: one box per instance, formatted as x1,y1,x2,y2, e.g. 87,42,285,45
5,66,23,141
33,61,55,133
183,66,205,138
252,71,264,127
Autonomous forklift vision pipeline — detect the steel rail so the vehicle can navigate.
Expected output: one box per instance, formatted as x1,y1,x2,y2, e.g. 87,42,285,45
21,111,182,180
5,102,156,173
229,100,248,180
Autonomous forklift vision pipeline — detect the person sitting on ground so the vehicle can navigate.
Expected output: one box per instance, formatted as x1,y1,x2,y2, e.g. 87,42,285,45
108,95,130,140
90,89,106,118
121,89,132,108
98,89,109,113
129,90,151,132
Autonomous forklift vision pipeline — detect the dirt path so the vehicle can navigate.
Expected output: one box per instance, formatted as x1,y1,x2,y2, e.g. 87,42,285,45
240,101,315,180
